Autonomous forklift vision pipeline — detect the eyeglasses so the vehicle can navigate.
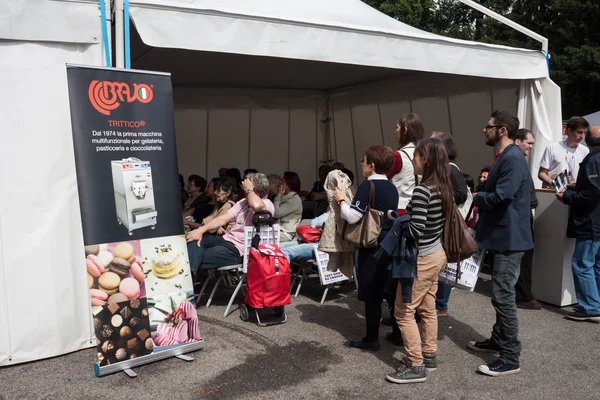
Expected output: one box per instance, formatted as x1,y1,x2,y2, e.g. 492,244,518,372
484,124,504,132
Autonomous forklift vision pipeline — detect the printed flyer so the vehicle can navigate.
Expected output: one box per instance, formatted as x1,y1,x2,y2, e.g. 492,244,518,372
66,66,200,371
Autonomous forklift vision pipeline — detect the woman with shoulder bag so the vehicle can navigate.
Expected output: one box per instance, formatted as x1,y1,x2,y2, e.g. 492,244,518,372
386,138,453,384
333,146,399,350
430,131,469,316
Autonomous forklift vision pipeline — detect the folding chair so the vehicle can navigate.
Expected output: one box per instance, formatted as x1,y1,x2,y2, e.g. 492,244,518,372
292,245,350,305
197,224,280,317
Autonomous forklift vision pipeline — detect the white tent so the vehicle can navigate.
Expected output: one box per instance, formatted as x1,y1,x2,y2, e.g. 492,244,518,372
0,0,561,366
584,110,600,127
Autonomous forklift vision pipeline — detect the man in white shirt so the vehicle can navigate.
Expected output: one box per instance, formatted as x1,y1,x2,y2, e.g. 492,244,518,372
538,116,590,188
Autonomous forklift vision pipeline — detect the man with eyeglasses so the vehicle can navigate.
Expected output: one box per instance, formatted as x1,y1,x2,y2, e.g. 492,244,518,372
467,110,533,377
538,116,590,188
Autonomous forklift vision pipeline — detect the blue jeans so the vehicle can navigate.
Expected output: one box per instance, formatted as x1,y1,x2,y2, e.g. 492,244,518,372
281,242,315,263
571,239,600,315
435,282,452,311
489,251,523,365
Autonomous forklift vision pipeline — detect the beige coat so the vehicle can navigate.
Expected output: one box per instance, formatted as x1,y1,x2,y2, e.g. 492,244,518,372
317,170,355,277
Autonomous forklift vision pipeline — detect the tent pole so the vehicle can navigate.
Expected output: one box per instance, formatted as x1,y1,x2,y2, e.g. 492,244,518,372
99,0,112,67
115,0,125,68
321,93,332,164
124,0,131,68
457,0,548,53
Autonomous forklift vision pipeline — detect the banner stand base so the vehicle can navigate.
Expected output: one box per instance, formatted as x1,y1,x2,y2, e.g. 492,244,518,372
94,339,204,377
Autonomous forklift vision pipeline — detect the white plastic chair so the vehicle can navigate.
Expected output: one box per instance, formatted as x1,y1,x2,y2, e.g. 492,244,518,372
291,245,350,305
197,224,280,317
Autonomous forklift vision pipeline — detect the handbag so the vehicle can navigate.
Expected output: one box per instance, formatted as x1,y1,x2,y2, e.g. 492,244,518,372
341,181,383,248
296,225,322,243
442,201,478,282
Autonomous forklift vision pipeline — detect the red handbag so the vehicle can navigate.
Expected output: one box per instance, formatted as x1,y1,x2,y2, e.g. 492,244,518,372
296,225,321,243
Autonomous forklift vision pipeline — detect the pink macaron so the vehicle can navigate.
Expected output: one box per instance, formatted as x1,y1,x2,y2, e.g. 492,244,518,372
86,255,104,277
130,261,145,283
90,289,108,306
119,278,140,300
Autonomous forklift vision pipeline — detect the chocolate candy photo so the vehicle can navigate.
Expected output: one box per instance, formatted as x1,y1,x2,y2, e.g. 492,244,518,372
92,298,154,366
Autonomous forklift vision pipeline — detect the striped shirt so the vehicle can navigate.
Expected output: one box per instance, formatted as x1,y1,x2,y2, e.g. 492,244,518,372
406,185,445,256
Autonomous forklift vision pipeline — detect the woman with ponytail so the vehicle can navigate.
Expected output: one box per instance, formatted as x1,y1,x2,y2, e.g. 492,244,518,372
386,138,453,385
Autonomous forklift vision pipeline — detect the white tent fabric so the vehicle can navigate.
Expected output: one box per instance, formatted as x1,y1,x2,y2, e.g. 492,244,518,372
0,40,102,367
584,110,600,127
1,0,562,367
518,78,564,187
130,0,549,80
0,0,99,44
173,76,521,186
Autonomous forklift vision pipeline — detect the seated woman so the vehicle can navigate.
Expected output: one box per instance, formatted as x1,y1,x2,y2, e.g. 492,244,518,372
274,171,303,242
186,173,274,275
183,177,236,234
280,212,329,262
183,178,215,221
182,174,207,213
226,168,245,201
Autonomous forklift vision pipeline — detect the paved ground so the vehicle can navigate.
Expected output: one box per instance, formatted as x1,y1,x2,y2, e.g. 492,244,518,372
1,275,599,400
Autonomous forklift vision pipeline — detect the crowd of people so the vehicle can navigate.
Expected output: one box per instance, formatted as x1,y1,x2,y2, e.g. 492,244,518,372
178,109,600,385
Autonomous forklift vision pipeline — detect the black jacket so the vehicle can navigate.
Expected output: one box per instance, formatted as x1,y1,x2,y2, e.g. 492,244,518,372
564,147,600,240
450,163,468,205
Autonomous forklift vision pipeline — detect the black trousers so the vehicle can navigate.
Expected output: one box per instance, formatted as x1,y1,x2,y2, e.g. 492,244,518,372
515,212,535,303
357,248,389,342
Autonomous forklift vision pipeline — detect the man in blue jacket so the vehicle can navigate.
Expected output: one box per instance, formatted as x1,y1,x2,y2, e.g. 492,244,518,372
467,110,533,377
557,127,600,322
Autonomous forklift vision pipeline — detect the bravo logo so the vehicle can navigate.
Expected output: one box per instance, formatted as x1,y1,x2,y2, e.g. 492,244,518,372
88,80,154,115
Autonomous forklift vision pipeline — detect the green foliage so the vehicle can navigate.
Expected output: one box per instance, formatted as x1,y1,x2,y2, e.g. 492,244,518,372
362,0,600,118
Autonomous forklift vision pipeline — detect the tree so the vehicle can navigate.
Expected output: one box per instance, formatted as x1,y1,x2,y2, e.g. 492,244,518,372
362,0,600,118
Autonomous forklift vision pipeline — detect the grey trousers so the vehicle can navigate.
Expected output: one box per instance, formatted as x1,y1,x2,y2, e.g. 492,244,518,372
490,251,524,365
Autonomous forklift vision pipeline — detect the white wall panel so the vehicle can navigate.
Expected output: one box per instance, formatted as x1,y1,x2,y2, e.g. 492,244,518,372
289,97,319,191
249,106,289,175
447,81,495,179
492,80,519,114
411,96,451,135
207,96,251,179
174,95,208,179
331,95,358,179
349,89,384,161
377,84,412,150
173,92,322,189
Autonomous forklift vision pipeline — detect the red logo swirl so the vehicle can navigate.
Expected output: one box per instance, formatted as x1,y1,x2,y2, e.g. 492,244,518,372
88,80,154,116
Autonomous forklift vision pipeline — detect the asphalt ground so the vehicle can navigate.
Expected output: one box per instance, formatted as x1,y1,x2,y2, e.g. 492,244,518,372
1,274,599,400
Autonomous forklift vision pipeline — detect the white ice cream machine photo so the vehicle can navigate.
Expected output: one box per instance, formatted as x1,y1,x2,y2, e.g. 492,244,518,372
111,158,158,235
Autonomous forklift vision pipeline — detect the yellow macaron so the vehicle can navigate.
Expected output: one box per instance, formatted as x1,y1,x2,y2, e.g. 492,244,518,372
98,272,121,295
113,242,135,262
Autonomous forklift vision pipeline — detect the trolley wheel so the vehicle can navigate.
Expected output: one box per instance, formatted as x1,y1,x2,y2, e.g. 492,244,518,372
239,304,250,322
129,232,133,236
151,226,156,230
117,220,121,225
273,306,284,317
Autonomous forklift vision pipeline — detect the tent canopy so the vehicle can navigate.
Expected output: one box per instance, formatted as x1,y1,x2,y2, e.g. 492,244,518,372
584,110,600,127
130,0,549,89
